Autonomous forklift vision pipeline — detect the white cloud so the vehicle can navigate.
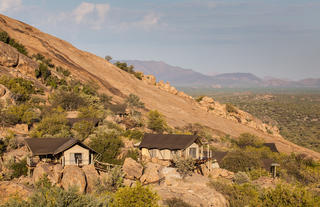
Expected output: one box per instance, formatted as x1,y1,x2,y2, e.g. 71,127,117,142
73,2,95,24
0,0,22,12
71,2,110,29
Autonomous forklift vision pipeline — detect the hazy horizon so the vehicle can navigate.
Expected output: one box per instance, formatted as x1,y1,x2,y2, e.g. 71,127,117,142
1,0,319,80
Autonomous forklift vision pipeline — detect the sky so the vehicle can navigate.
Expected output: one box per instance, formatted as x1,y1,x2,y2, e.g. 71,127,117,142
0,0,319,80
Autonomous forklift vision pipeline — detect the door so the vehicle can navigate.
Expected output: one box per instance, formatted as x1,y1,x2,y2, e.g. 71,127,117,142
74,153,82,165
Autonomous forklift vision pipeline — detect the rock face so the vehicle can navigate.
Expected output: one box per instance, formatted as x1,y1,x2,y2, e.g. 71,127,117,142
0,41,38,76
140,162,162,184
0,181,32,203
122,158,143,180
154,174,228,207
209,168,234,180
82,164,99,193
160,167,182,186
0,84,15,106
61,165,87,193
0,41,19,67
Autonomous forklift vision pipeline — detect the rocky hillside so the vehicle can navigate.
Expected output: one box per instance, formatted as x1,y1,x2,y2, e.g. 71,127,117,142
0,14,320,159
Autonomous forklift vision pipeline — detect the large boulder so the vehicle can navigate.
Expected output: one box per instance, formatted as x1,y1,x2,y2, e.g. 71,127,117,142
32,162,52,184
51,164,63,185
122,158,143,180
17,53,38,76
82,164,99,193
0,181,32,203
0,41,19,67
140,162,162,184
61,165,86,193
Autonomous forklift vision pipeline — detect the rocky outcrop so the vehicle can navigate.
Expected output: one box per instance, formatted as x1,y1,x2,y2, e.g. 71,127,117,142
0,42,19,67
61,165,87,193
160,167,182,186
82,164,99,193
0,181,32,203
140,162,163,184
0,41,38,77
142,74,156,85
0,84,15,106
154,174,228,207
122,158,143,180
209,168,234,180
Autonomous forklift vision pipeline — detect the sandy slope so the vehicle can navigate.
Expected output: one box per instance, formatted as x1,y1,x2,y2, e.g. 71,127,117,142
1,14,319,159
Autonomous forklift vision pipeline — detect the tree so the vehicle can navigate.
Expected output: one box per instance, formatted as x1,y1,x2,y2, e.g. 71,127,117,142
236,133,263,148
105,55,112,61
147,110,167,133
125,93,145,115
89,131,124,164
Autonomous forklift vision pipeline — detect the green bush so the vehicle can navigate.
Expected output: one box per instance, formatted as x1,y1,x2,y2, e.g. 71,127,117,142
225,103,238,114
31,113,71,138
123,130,144,140
0,139,7,155
35,63,51,80
260,184,320,207
125,93,145,110
173,157,195,178
248,168,270,180
8,158,28,178
50,90,87,110
89,131,124,164
3,104,38,126
114,61,143,80
236,133,263,148
0,30,28,56
95,166,123,193
0,76,36,102
209,181,261,207
72,120,95,141
126,149,140,161
220,150,261,172
233,171,250,184
56,66,70,77
147,110,168,133
111,183,159,207
164,197,193,207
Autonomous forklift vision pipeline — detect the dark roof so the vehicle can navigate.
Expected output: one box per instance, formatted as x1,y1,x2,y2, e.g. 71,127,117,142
263,143,279,153
139,133,199,150
25,138,96,156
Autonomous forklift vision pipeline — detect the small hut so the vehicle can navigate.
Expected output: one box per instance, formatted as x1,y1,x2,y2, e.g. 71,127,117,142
139,133,211,160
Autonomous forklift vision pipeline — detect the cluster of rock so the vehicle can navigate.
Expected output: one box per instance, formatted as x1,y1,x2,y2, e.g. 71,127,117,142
196,96,280,136
32,162,99,193
0,41,38,78
142,72,280,136
142,74,193,100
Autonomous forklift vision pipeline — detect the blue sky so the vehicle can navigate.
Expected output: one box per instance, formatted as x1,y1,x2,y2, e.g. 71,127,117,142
1,0,320,80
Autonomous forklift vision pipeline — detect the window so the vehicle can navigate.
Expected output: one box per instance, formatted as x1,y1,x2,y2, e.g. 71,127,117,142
70,153,82,165
203,150,208,159
149,149,157,158
189,147,197,158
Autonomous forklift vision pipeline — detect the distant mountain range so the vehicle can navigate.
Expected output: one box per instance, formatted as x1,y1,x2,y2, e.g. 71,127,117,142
118,60,320,88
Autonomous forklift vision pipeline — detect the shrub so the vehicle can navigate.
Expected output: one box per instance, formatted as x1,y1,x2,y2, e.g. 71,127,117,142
173,157,195,178
0,30,28,56
35,63,51,80
248,168,270,180
209,181,261,207
8,158,28,178
195,96,205,102
147,110,167,133
3,104,39,126
126,149,140,161
123,129,143,140
50,90,87,110
164,197,193,207
125,94,145,110
30,113,71,138
236,133,263,148
96,166,123,193
233,171,250,184
0,76,36,102
220,150,261,172
225,103,238,114
111,183,159,207
89,131,124,164
260,184,320,207
56,66,70,77
72,120,95,141
0,139,7,155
